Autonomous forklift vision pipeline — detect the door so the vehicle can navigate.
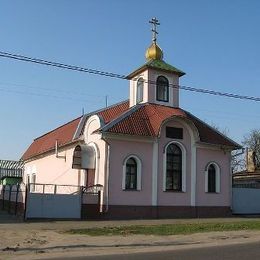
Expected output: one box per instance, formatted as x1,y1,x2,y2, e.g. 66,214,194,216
86,169,95,187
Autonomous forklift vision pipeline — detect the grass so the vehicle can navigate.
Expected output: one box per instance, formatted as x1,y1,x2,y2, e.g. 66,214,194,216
66,221,260,236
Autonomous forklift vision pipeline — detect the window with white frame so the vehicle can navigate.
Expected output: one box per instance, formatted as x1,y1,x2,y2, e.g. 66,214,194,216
164,141,186,192
122,156,142,191
205,163,220,193
136,78,144,104
166,144,182,191
156,76,169,102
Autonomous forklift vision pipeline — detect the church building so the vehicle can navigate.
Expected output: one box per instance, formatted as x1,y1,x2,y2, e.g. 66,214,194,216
22,18,240,218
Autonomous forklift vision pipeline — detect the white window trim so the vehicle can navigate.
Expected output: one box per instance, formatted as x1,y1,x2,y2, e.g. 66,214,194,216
163,141,187,192
122,155,142,191
87,142,100,185
205,162,221,193
136,77,144,104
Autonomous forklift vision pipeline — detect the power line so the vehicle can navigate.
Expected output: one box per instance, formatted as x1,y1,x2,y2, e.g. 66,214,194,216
0,87,100,104
0,51,125,79
0,50,260,102
0,81,108,99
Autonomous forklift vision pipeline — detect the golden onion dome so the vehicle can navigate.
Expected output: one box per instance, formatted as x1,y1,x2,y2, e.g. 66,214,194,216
145,42,163,61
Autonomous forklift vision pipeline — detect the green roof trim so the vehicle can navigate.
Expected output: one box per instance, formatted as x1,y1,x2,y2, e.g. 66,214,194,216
127,59,185,79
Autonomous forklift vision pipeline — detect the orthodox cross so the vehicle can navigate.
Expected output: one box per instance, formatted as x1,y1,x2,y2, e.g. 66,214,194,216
149,17,160,43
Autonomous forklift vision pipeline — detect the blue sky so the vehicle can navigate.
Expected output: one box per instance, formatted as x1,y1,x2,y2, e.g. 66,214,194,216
0,0,259,160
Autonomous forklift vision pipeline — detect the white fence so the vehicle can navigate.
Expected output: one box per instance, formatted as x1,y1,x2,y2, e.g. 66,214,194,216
26,183,82,219
0,183,102,219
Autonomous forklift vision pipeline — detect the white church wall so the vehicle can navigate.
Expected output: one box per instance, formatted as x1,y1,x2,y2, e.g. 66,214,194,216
23,144,83,187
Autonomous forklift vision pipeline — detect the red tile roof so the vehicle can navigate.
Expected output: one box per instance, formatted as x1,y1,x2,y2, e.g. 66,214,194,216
98,101,129,124
22,101,240,161
22,117,82,161
102,103,240,148
22,101,130,161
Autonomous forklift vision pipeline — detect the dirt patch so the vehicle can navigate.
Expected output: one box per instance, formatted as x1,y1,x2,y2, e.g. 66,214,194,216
1,218,260,259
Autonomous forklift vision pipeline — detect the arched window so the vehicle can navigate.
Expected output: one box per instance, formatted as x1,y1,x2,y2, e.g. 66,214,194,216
122,156,142,191
156,76,169,102
208,164,216,193
136,78,144,104
205,162,220,193
125,158,137,190
166,144,182,191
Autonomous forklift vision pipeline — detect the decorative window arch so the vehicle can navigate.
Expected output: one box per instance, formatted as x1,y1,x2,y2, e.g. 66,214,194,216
205,162,220,193
122,155,142,191
163,141,186,192
156,76,169,102
136,78,144,104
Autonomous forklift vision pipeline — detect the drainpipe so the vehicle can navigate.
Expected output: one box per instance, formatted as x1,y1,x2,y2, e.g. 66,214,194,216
102,135,110,213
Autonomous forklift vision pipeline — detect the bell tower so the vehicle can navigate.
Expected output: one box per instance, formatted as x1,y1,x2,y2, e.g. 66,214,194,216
127,18,185,108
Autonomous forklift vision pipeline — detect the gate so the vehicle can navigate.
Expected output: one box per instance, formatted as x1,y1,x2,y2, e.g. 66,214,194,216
81,185,103,219
25,183,81,219
233,184,260,214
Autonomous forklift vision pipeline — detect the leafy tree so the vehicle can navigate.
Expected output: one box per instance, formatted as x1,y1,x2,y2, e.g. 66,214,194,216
242,129,260,169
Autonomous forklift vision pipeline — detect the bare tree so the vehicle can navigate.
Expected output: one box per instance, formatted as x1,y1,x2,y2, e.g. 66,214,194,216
242,129,260,169
231,149,246,173
209,122,246,172
210,123,230,137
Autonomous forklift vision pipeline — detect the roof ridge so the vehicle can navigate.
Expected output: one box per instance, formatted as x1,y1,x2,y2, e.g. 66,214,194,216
34,100,129,142
34,116,82,141
76,99,130,137
101,103,144,132
88,99,129,116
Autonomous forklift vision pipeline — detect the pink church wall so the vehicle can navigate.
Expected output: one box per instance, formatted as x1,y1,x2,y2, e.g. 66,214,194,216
157,120,192,206
23,116,232,210
196,148,231,206
108,139,153,205
107,118,232,208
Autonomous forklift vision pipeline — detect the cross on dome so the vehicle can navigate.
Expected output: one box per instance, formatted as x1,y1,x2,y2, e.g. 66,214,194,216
145,17,163,61
149,17,160,43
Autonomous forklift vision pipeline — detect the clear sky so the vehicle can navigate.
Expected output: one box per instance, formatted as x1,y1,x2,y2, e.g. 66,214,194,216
0,0,259,160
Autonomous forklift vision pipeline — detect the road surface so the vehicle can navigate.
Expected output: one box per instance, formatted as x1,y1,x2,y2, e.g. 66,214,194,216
51,241,260,260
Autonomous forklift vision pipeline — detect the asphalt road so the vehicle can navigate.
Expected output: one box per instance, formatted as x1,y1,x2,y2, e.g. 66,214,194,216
51,241,260,260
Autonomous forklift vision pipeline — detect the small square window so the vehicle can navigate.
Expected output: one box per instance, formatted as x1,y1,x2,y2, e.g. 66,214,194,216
166,127,183,139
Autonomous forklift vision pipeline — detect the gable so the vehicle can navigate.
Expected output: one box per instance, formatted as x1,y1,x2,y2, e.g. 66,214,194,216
100,103,241,149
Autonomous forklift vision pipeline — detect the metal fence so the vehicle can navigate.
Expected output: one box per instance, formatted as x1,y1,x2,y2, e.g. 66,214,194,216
28,183,81,194
0,184,26,215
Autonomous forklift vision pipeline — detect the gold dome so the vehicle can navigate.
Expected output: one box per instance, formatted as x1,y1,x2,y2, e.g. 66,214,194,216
145,42,163,61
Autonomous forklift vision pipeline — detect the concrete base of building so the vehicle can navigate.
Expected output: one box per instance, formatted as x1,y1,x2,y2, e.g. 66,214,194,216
81,203,101,219
90,205,232,220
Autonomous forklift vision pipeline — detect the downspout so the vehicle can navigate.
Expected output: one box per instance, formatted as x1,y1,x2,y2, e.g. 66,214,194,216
229,150,233,212
102,135,110,213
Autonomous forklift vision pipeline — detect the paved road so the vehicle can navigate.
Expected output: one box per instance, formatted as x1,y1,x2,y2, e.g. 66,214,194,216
51,241,260,260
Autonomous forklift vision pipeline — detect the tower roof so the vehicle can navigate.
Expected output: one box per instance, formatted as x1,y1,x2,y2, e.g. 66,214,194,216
126,59,185,79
